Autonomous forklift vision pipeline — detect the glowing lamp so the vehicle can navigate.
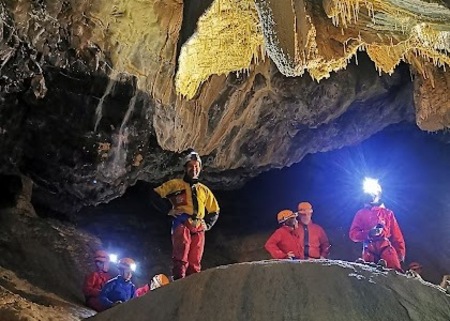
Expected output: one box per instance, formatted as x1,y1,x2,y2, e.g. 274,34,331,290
109,254,118,263
363,177,381,196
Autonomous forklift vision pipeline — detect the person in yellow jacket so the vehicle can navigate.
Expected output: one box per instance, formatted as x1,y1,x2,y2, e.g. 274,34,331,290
153,149,220,280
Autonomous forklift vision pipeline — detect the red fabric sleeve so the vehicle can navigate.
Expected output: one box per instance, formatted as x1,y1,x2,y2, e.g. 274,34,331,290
83,273,100,297
389,212,406,260
135,284,149,297
265,229,288,259
349,210,370,242
318,227,331,258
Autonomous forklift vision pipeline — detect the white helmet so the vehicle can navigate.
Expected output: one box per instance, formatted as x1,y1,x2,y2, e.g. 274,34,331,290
182,149,202,167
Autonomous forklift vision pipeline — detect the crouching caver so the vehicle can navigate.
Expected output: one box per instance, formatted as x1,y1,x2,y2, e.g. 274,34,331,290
152,150,220,280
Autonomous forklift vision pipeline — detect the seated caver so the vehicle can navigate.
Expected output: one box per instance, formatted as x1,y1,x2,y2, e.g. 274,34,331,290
82,250,113,312
99,258,136,310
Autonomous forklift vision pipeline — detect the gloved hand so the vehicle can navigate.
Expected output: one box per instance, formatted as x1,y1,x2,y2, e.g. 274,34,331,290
369,223,384,237
440,275,450,289
286,251,296,259
168,208,184,217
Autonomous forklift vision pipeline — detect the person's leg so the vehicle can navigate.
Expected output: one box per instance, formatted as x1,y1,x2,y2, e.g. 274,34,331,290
362,244,376,263
186,231,205,276
380,246,402,272
172,225,191,279
86,297,105,312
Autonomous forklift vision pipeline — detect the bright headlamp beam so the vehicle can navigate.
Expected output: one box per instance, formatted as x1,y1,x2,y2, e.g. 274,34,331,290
130,263,137,272
363,177,381,195
109,254,118,263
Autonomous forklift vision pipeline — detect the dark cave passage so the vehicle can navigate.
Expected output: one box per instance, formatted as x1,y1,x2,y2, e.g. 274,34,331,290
75,123,450,285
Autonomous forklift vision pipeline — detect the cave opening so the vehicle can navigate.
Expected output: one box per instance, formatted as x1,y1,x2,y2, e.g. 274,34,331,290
74,122,450,285
0,174,22,209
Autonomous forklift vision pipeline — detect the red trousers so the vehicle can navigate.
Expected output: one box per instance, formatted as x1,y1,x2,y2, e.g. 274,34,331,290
363,239,402,271
172,224,205,279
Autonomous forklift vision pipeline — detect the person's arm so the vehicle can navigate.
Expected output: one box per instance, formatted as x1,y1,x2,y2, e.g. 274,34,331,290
265,230,289,259
318,227,331,258
389,212,406,261
204,188,220,230
349,211,370,242
440,275,450,289
204,212,219,230
99,281,115,309
129,284,136,300
135,284,149,297
83,273,100,297
149,188,172,214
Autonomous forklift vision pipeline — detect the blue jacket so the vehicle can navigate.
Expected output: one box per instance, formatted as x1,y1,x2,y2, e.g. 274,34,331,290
100,275,136,309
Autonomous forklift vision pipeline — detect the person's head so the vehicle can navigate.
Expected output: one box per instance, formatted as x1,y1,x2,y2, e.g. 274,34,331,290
408,262,423,275
183,150,202,180
117,258,136,281
362,177,382,207
277,210,298,229
94,250,110,272
150,274,170,290
362,193,382,207
297,202,313,225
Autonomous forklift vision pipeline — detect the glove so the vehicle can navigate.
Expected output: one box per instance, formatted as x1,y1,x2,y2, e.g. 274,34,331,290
204,212,219,231
168,208,184,217
286,251,296,259
369,224,384,237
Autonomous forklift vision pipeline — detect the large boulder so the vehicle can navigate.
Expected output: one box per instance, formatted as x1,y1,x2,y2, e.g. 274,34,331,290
87,260,450,321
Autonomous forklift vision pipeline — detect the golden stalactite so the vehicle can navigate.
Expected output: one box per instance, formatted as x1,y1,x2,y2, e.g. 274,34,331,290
175,0,265,99
320,0,450,79
88,0,183,105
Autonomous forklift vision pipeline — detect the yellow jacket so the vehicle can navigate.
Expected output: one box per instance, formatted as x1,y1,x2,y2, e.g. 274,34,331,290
154,178,219,219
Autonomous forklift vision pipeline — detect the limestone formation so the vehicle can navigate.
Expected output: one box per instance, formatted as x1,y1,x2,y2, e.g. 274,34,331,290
0,0,448,211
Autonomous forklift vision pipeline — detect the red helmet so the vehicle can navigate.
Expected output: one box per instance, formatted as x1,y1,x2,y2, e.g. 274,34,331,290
118,258,136,271
94,250,109,262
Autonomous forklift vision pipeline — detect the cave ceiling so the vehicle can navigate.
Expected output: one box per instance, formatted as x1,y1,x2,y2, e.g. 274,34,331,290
0,0,449,212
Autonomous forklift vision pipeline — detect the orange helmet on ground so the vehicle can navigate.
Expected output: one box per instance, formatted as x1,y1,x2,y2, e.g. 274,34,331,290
277,210,297,224
297,202,313,214
151,274,170,289
94,250,109,262
118,258,136,271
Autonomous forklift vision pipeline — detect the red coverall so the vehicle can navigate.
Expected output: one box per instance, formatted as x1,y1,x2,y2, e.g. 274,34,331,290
83,271,112,311
265,223,330,259
135,284,150,297
349,205,405,271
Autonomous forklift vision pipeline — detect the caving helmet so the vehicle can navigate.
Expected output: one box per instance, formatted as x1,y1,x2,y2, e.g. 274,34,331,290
277,210,297,224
